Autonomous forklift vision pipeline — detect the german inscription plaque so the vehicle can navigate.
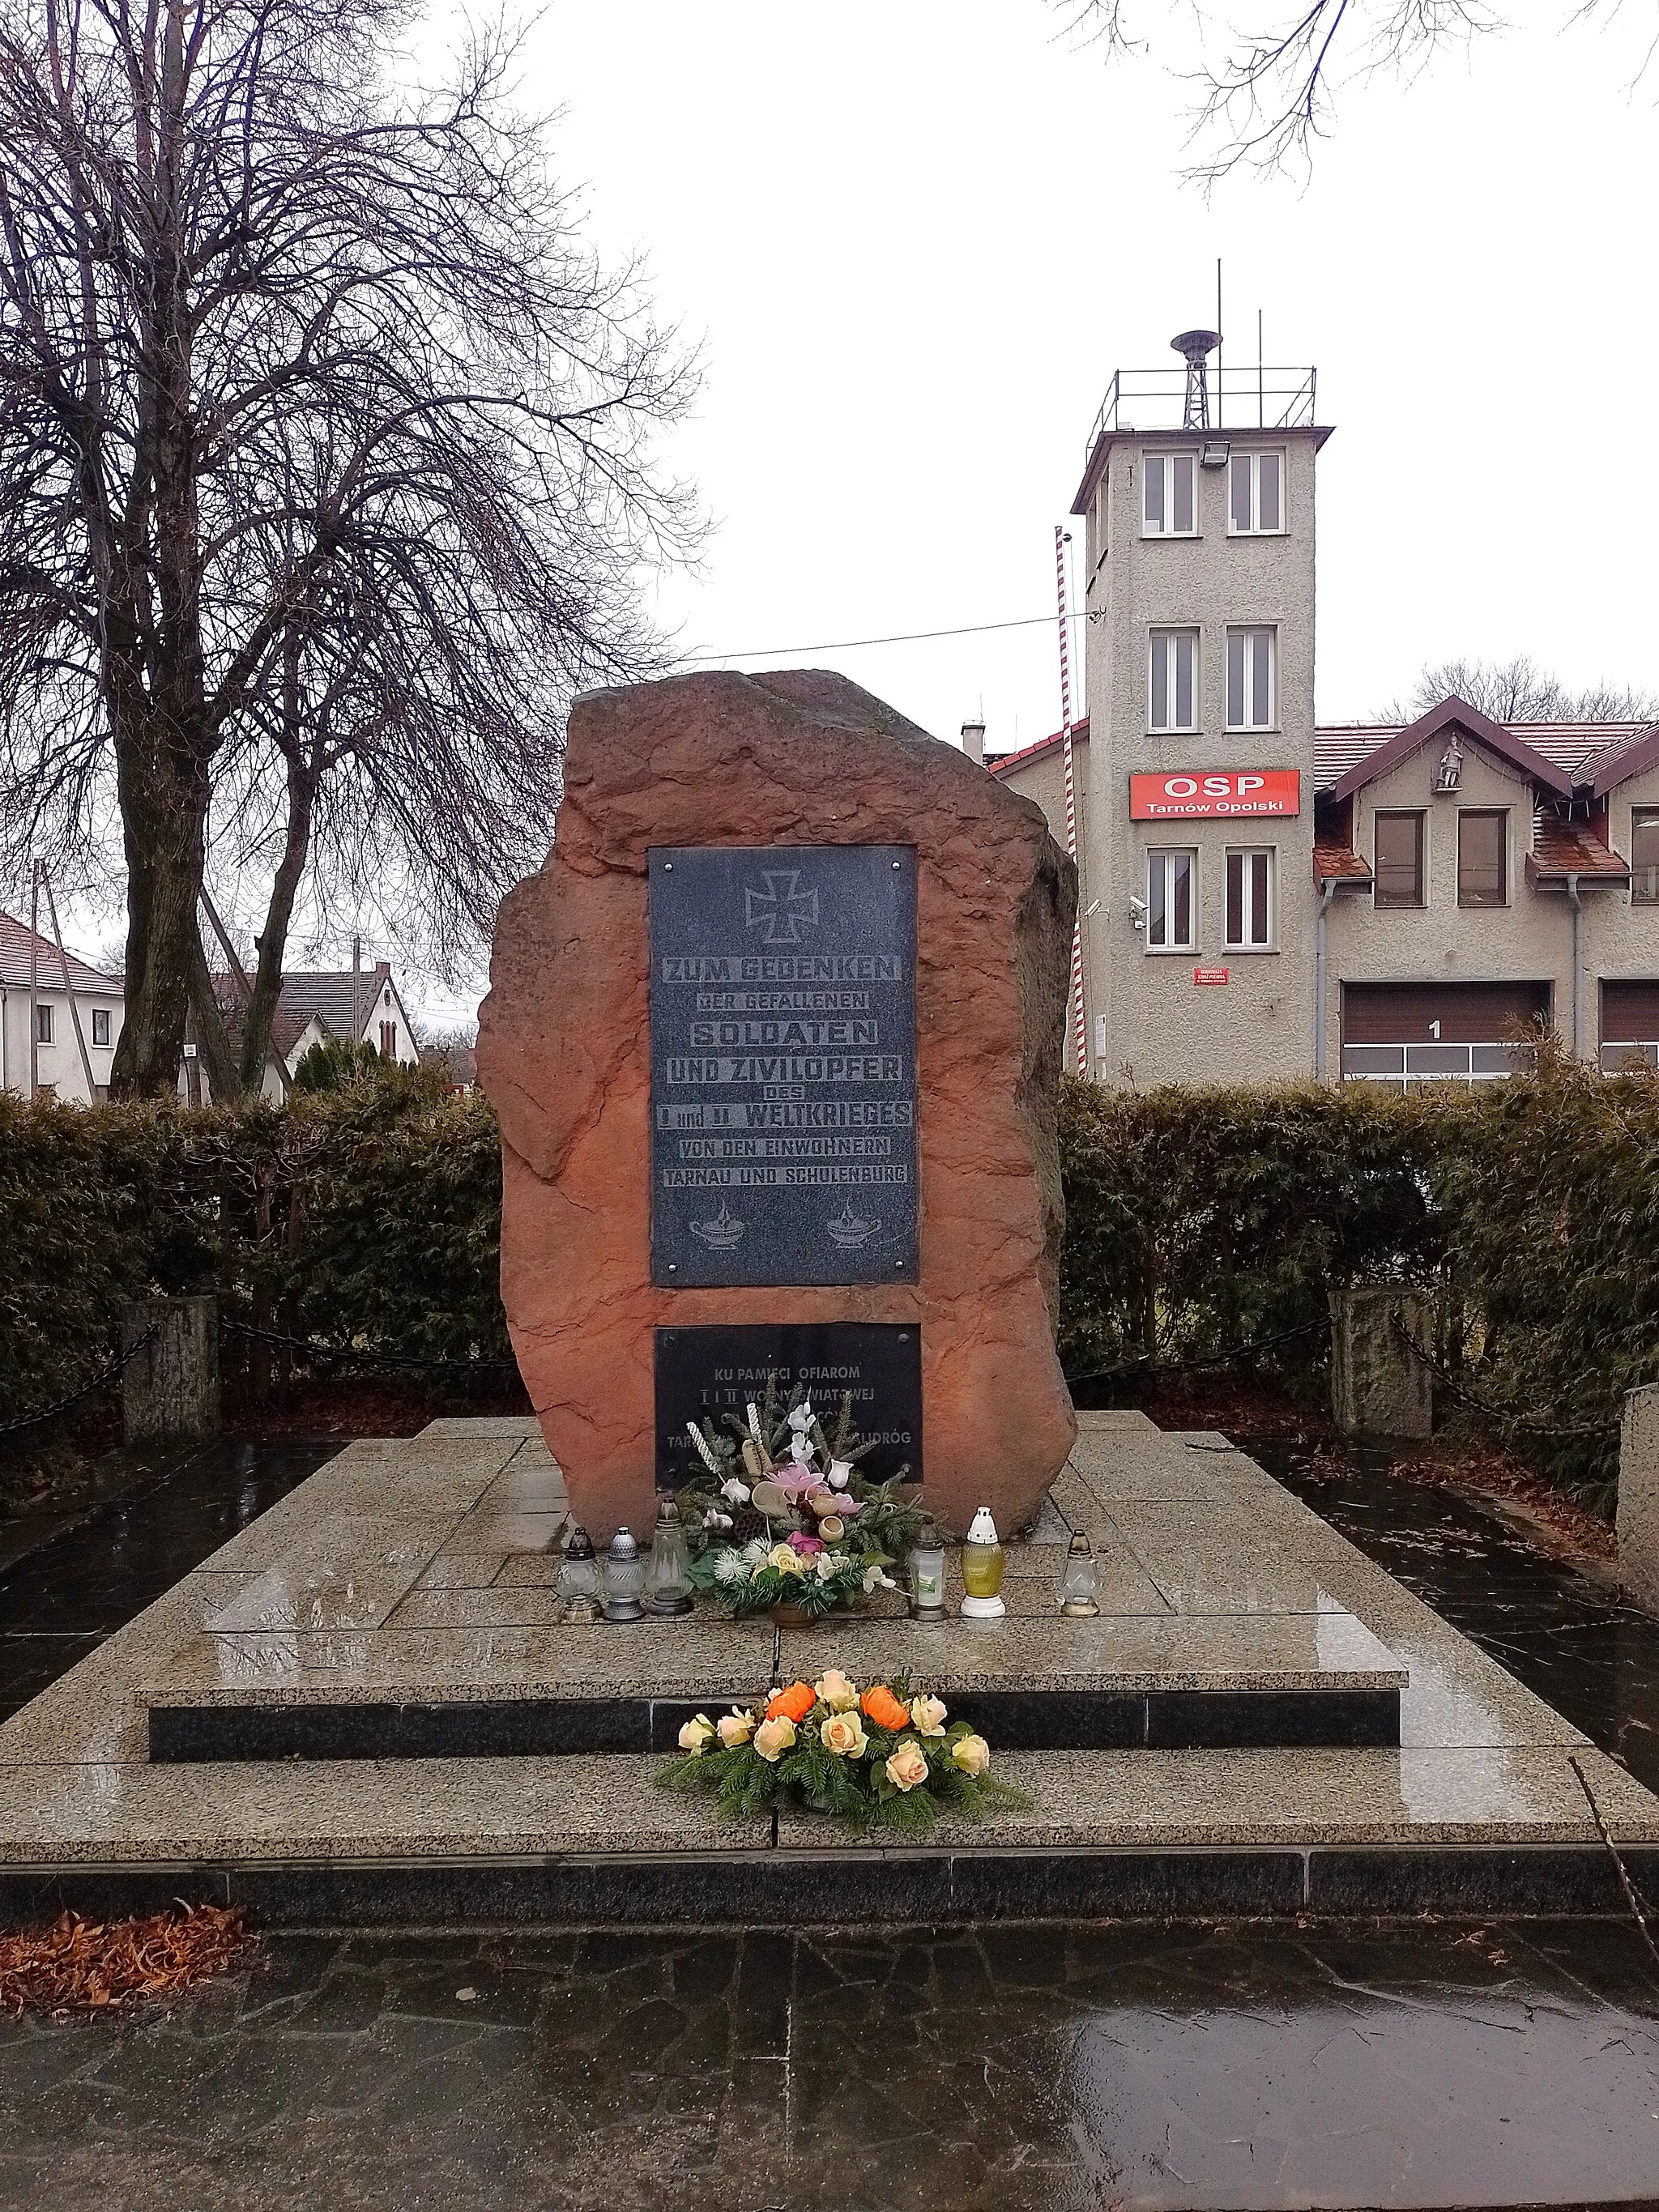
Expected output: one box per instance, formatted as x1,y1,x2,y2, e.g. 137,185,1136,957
650,845,918,1285
654,1323,922,1490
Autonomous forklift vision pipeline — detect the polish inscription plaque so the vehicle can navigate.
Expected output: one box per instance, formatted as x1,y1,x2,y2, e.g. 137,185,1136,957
650,845,918,1286
655,1323,922,1489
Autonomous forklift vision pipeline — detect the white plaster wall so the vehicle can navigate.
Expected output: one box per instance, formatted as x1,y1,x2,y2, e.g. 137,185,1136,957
1081,429,1321,1087
0,987,123,1102
992,740,1095,1060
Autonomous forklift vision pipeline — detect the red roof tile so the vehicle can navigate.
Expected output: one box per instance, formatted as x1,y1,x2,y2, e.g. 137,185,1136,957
0,910,120,993
1314,844,1373,881
987,720,1089,777
1527,820,1630,879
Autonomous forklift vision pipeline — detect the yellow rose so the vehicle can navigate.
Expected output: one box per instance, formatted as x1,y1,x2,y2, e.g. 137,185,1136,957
815,1669,859,1712
717,1708,755,1749
766,1543,807,1577
821,1711,867,1758
951,1733,991,1776
753,1715,796,1762
677,1714,714,1755
909,1694,948,1737
885,1739,930,1792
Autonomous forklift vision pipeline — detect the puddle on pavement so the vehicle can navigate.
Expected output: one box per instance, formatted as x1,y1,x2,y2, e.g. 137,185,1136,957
1257,1438,1659,1792
0,1439,337,1720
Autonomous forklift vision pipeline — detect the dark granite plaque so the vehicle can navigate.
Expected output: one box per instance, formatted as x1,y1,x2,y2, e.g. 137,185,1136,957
654,1323,922,1490
650,845,918,1287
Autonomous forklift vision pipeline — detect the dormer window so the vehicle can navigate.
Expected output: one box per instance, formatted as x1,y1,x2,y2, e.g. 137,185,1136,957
1143,453,1196,536
1228,450,1283,535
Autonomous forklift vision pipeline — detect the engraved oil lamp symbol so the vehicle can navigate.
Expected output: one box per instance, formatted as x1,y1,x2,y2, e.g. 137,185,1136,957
689,1200,744,1249
827,1203,880,1251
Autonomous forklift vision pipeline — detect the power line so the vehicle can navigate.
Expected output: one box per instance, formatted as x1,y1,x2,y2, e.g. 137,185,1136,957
671,609,1090,666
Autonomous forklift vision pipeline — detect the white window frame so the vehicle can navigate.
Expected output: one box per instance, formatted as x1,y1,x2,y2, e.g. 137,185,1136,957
1225,847,1274,951
1142,451,1197,537
1148,629,1200,734
1631,807,1659,906
1145,848,1196,953
1227,450,1285,535
1226,626,1276,732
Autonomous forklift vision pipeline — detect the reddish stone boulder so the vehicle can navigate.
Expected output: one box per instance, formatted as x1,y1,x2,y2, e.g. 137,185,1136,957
478,670,1077,1541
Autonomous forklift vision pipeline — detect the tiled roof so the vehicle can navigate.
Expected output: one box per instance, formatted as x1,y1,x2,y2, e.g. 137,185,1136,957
1314,716,1656,793
0,910,120,993
987,720,1090,777
1528,819,1630,878
1314,843,1373,882
210,963,393,1064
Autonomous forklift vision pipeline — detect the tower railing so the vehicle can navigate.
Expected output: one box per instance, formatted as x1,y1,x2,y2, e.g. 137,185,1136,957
1084,365,1317,458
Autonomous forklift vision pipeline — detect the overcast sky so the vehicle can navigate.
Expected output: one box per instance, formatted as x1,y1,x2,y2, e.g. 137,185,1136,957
522,0,1657,765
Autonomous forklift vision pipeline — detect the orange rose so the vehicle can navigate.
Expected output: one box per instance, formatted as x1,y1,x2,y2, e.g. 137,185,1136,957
859,1684,910,1733
766,1681,816,1724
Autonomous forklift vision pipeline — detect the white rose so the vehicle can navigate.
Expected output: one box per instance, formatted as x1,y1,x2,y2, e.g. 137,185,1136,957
814,1669,859,1712
885,1740,930,1792
827,1459,852,1491
909,1695,948,1737
821,1711,868,1758
720,1477,752,1504
753,1715,795,1762
717,1708,755,1749
951,1733,991,1776
677,1714,715,1755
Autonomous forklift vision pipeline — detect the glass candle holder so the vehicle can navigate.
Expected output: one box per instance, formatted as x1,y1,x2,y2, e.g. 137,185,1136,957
960,1505,1006,1621
1059,1532,1100,1617
908,1516,945,1621
559,1525,602,1624
644,1501,693,1617
602,1527,645,1622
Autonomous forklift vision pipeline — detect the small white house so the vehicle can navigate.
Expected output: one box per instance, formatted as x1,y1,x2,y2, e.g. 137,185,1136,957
189,958,421,1102
0,910,124,1102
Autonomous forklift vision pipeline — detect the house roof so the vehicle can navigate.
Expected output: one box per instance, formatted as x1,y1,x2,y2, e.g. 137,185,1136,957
1314,842,1374,884
211,961,395,1065
1323,697,1576,805
0,910,120,993
1315,708,1658,797
987,720,1090,778
1526,819,1631,883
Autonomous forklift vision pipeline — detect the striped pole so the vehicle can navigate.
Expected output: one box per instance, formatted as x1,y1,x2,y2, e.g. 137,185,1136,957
1055,526,1087,1074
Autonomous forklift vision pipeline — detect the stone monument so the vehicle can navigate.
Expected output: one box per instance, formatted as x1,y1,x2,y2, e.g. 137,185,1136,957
478,668,1077,1539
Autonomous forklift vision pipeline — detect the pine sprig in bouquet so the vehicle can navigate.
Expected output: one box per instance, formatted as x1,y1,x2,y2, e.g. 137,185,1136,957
676,1378,934,1617
659,1671,1029,1837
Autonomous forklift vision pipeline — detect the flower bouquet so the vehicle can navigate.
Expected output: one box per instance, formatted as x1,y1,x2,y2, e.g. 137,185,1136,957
676,1377,932,1622
660,1670,1029,1836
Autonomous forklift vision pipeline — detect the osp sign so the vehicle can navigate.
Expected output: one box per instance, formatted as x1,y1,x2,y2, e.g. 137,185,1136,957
1129,769,1301,820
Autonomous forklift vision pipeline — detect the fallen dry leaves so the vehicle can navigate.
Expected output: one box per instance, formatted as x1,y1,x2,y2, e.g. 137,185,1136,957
0,1904,249,2016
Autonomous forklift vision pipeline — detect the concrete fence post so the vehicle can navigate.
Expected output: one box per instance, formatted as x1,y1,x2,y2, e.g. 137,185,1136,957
122,1294,220,1445
1328,1285,1434,1440
1618,1383,1659,1612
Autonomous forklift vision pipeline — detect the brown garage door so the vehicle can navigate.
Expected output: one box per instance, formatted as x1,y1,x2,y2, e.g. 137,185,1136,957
1341,981,1550,1085
1600,979,1659,1071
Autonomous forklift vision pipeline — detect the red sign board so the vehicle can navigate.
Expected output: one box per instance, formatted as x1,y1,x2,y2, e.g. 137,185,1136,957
1193,967,1230,987
1130,769,1300,820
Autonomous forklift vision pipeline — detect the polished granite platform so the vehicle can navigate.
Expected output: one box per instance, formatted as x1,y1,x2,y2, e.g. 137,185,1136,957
2,1413,1657,1924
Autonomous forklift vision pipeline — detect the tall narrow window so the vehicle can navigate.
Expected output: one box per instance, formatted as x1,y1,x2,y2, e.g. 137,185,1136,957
34,1003,52,1045
1632,809,1659,905
1457,812,1507,906
1228,451,1283,533
1148,630,1198,732
1226,849,1273,949
1146,850,1196,951
1142,453,1196,535
1374,812,1425,906
1225,627,1275,730
91,1008,110,1046
379,1020,398,1058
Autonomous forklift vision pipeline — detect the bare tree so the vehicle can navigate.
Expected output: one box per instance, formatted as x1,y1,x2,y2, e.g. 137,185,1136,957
1375,654,1659,724
1051,2,1639,177
0,0,696,1096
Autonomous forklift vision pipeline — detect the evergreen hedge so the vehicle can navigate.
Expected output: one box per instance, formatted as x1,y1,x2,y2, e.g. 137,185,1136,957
2,1050,1655,1505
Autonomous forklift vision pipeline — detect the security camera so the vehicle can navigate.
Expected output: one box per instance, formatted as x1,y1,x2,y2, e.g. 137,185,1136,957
1127,895,1147,934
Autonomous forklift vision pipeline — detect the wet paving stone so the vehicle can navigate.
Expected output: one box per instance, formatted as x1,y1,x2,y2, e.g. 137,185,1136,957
0,1920,1655,2210
1260,1442,1659,1794
0,1441,337,1719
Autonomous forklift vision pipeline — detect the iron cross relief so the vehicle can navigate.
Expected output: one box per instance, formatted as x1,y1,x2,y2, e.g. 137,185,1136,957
744,870,820,944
